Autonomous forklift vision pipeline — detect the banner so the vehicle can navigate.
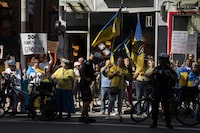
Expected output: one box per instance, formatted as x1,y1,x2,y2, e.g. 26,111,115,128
20,33,47,55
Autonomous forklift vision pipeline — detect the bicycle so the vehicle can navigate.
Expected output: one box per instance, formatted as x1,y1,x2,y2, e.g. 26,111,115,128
130,86,200,126
130,85,153,123
0,74,57,121
174,86,200,126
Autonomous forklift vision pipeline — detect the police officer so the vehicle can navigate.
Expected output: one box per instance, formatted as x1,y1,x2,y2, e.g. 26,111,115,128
79,52,96,123
150,53,177,129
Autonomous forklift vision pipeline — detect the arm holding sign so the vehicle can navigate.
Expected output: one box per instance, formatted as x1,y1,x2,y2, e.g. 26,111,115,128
0,45,3,59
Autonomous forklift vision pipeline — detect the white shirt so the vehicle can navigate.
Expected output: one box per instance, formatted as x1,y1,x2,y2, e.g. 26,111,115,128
4,68,22,90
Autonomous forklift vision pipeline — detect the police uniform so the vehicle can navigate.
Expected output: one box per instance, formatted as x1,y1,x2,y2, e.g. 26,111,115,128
150,53,177,129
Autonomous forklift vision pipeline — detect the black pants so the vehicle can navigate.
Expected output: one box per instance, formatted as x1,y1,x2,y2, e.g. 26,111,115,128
151,86,171,124
80,84,92,118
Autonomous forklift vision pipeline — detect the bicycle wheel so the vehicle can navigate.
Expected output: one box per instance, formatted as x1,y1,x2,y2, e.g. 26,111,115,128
130,98,152,122
30,94,57,121
175,99,200,126
0,94,12,116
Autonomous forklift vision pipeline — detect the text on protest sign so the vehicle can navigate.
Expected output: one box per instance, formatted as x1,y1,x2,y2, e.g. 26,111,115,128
20,33,47,55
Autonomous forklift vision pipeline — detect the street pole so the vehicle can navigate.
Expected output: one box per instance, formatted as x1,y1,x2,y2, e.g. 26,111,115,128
41,0,43,32
20,0,27,69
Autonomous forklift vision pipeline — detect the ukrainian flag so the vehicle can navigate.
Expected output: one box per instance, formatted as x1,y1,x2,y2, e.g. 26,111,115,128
110,52,115,65
113,32,132,53
110,33,132,64
91,11,120,47
131,16,145,73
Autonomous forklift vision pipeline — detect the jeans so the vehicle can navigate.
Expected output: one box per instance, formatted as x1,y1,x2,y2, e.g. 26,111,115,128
108,88,124,114
100,87,111,113
135,80,148,114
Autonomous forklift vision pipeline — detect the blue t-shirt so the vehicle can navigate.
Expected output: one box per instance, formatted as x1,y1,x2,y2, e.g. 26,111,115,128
101,73,111,88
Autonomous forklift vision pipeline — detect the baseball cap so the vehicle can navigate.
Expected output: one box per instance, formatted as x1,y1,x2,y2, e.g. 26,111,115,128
158,52,168,58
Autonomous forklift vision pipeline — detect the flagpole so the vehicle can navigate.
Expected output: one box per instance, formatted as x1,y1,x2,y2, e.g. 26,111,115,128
110,1,123,64
137,12,140,20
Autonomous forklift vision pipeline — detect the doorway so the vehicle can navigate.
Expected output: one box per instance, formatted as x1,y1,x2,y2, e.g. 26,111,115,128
65,33,87,62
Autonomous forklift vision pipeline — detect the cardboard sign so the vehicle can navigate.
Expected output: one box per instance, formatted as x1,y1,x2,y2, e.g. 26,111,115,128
47,40,59,53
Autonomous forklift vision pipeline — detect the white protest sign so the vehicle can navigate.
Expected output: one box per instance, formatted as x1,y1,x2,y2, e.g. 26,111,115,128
187,33,198,54
171,31,188,54
20,33,47,55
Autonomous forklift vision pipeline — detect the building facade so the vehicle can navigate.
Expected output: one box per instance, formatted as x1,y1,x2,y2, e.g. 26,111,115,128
59,0,200,64
0,0,200,66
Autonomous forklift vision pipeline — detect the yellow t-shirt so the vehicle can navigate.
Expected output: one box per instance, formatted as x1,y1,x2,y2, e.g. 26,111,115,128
108,65,129,89
52,68,75,90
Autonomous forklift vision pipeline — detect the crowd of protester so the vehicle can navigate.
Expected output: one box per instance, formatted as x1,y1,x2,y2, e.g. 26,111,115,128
0,50,200,128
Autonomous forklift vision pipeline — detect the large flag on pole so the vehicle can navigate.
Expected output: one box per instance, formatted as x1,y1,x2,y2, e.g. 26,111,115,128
113,33,132,57
91,11,121,47
131,14,145,73
110,32,132,64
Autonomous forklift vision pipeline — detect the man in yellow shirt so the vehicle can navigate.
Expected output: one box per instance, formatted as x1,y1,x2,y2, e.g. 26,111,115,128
106,56,130,120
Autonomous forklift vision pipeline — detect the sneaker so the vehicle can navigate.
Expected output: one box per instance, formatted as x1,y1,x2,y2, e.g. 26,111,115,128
143,112,148,117
101,112,105,115
106,114,111,120
56,112,62,119
110,112,116,116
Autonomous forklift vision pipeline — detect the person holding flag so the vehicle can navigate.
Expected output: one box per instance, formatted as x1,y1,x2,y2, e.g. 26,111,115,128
106,56,131,121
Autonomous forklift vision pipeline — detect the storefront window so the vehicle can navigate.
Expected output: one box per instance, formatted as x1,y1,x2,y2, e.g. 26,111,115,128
0,7,12,37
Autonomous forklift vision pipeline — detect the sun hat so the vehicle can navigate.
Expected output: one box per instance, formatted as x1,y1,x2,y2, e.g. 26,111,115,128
74,61,80,67
62,58,70,64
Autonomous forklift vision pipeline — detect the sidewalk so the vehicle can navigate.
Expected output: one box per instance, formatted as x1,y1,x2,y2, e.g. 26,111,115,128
0,105,187,129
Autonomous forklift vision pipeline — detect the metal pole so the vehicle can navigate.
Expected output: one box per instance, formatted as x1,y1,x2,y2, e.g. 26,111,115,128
154,0,159,66
87,12,90,59
21,0,27,69
41,0,43,32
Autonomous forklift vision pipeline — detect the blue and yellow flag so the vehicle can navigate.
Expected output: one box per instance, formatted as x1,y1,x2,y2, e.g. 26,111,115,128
124,44,130,58
91,11,120,47
110,52,115,65
110,33,132,64
131,16,145,73
113,32,132,53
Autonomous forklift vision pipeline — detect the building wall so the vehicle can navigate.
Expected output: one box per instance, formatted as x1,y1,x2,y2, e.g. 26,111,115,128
0,0,58,35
